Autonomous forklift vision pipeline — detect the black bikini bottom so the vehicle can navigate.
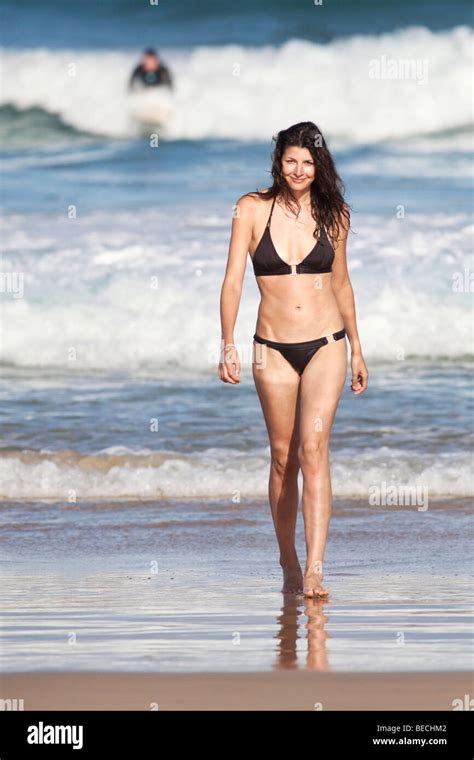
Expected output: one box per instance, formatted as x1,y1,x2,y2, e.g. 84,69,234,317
253,328,346,376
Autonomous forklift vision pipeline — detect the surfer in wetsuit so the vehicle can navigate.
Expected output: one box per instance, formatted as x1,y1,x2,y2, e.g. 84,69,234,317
129,48,173,91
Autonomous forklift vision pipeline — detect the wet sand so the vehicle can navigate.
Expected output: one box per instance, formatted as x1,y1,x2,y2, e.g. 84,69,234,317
2,671,472,711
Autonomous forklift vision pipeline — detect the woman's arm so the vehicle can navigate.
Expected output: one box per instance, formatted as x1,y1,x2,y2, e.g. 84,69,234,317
218,195,255,384
331,205,368,394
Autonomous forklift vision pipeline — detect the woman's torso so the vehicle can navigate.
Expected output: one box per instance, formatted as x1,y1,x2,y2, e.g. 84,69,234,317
249,194,344,341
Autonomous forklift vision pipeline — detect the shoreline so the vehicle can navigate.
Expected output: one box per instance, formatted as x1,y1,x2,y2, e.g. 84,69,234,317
1,671,472,711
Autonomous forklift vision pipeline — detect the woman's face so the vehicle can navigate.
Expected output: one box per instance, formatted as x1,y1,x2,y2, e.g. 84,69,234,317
281,146,315,192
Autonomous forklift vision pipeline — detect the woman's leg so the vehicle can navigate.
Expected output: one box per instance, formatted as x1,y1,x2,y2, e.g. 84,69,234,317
252,341,302,592
298,338,348,597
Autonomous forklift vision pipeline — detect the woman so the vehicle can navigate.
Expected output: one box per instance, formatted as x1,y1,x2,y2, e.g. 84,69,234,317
218,122,368,598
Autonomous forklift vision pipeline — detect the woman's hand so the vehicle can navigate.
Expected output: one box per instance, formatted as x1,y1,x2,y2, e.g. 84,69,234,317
350,352,368,394
218,343,240,384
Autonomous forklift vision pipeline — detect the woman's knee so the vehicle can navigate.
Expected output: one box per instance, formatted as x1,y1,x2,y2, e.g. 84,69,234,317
270,445,299,478
297,437,329,472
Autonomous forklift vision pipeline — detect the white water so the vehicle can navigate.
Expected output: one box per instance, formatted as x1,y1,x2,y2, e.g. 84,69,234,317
1,206,472,371
1,25,472,142
0,445,471,500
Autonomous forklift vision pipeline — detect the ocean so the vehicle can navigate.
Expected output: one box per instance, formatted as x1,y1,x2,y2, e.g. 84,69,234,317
0,0,472,673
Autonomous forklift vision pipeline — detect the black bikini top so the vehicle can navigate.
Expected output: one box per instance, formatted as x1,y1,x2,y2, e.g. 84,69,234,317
251,196,334,276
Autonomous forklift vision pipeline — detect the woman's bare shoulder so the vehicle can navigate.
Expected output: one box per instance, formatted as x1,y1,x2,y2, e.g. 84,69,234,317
235,189,272,215
237,189,266,203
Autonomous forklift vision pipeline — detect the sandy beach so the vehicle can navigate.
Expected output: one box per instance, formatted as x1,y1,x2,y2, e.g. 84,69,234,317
2,671,472,711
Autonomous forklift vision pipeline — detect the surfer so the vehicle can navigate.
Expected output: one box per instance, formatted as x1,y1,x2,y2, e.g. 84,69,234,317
129,48,173,91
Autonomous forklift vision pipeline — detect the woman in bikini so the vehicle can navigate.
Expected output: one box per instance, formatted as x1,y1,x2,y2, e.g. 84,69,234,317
218,121,368,598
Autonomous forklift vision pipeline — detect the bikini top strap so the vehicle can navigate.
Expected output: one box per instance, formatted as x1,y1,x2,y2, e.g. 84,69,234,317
266,196,277,228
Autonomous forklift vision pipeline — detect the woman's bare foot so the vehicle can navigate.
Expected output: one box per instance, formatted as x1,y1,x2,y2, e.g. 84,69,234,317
281,564,303,594
303,561,330,598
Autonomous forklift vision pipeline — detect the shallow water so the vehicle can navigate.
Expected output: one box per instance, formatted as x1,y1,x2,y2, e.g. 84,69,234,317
1,498,472,672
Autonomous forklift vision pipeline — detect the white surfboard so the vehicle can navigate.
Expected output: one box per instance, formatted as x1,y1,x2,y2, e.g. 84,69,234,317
128,87,174,127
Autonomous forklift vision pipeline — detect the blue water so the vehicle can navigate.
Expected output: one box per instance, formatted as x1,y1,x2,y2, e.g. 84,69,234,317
1,0,473,48
2,135,473,215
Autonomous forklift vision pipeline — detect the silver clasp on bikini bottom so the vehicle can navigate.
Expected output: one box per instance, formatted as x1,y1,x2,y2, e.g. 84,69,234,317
326,333,335,343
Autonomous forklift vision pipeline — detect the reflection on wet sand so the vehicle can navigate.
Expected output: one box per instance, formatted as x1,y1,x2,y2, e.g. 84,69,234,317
274,597,330,671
